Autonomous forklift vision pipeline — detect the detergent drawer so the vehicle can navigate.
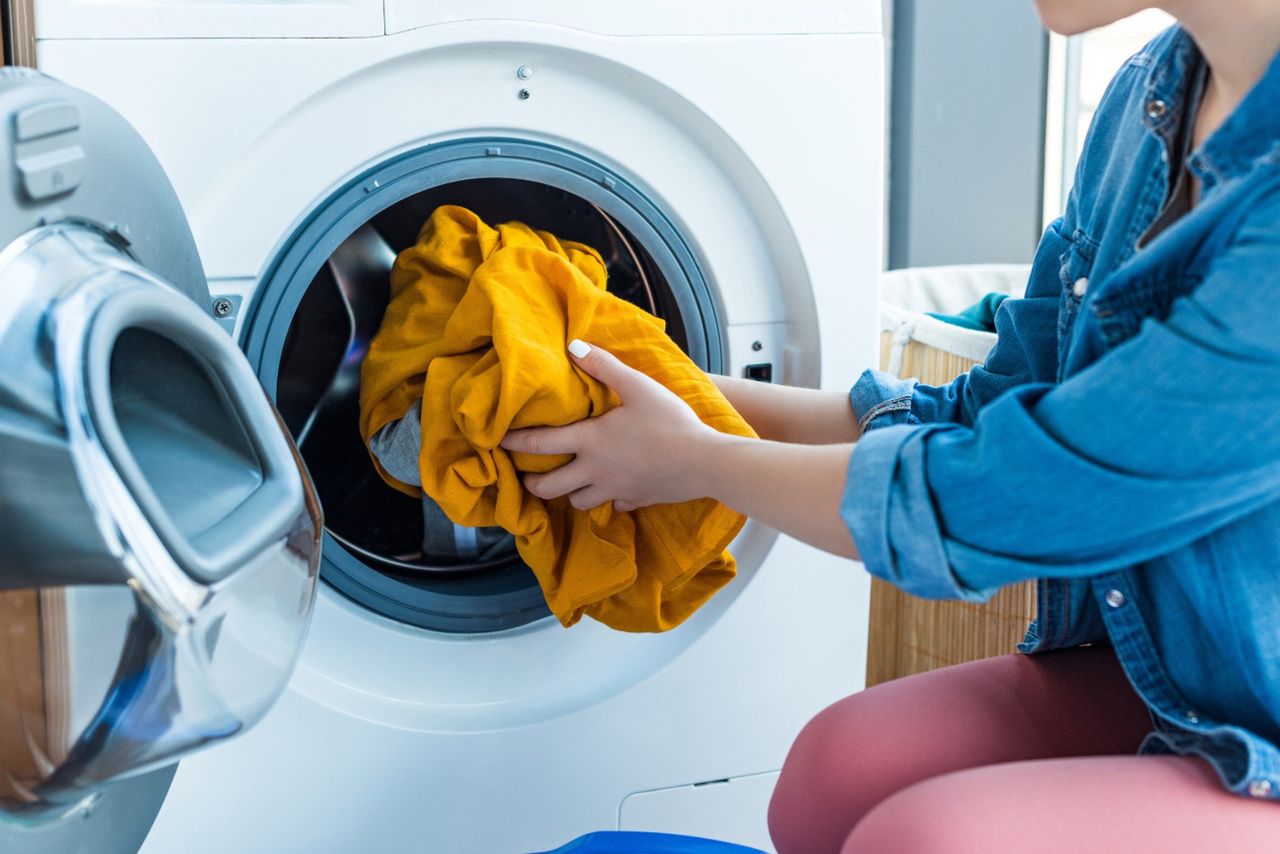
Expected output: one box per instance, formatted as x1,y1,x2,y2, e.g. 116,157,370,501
35,0,383,39
384,0,883,36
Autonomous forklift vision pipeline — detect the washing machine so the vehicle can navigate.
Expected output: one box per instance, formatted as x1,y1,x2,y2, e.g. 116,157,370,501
20,2,885,851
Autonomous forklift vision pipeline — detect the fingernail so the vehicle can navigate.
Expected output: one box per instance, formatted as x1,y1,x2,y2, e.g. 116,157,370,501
568,339,591,359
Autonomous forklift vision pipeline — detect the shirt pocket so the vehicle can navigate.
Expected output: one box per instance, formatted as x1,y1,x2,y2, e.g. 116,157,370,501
1056,230,1098,377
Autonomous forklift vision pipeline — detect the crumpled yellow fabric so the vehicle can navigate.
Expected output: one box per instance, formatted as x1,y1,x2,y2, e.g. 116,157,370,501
358,205,755,632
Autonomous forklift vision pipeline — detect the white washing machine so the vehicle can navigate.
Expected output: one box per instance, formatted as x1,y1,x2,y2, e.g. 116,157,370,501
29,2,885,851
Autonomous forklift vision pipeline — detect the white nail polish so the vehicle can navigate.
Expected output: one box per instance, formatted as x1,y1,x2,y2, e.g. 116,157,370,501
568,339,591,359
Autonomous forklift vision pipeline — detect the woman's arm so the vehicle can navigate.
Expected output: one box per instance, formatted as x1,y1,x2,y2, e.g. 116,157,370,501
710,374,861,444
699,435,858,558
501,341,859,558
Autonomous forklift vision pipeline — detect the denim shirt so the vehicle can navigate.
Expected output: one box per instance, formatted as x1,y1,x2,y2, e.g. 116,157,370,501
844,26,1280,801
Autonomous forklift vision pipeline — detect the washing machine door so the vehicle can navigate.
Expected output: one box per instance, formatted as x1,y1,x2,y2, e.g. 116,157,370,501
0,73,322,848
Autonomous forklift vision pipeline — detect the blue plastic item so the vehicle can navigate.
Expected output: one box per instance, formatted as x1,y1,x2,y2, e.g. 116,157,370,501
538,831,766,854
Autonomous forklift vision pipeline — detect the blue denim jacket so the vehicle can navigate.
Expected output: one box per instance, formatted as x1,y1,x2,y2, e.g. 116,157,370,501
844,26,1280,801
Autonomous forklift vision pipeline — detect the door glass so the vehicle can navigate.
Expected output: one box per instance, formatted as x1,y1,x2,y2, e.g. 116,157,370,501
0,223,321,817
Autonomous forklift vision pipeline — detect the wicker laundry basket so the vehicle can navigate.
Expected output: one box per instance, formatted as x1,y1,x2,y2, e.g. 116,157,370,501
866,265,1039,687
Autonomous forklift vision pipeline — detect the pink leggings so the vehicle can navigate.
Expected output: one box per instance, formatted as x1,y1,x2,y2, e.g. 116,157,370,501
768,646,1280,853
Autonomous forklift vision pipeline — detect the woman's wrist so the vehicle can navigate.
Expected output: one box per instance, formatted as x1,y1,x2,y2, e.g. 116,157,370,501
710,375,860,445
677,427,743,504
693,431,762,508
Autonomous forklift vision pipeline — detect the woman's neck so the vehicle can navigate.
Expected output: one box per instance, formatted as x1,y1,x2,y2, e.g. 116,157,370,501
1165,0,1280,113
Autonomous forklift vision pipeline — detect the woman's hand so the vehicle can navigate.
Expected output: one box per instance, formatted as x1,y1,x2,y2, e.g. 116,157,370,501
500,340,722,512
502,339,861,559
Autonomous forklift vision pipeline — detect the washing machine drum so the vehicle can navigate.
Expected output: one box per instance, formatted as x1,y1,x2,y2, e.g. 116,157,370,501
285,183,665,572
0,73,321,821
259,173,716,633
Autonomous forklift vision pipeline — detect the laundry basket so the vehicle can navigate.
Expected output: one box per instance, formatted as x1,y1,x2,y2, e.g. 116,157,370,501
867,264,1038,687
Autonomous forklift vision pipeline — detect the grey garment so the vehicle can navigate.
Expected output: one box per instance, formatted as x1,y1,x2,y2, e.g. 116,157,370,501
369,400,514,561
369,400,427,487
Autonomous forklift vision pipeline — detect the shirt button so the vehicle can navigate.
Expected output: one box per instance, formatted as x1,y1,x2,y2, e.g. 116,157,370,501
1105,589,1126,608
1184,710,1200,724
1146,98,1168,120
1072,277,1089,297
1248,779,1273,798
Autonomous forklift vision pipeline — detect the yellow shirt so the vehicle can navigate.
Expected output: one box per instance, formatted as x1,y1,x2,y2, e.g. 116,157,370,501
359,205,755,632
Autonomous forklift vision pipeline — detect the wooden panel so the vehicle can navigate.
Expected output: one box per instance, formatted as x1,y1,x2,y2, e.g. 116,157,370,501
867,578,1038,686
39,589,70,760
866,331,1039,687
0,590,48,793
0,588,70,801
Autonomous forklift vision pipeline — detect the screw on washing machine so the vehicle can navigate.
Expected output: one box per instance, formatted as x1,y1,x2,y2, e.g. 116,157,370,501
517,65,534,80
518,89,531,100
752,340,764,352
212,297,234,318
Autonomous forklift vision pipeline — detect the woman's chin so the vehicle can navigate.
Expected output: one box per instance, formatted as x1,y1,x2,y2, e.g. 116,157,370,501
1033,0,1149,37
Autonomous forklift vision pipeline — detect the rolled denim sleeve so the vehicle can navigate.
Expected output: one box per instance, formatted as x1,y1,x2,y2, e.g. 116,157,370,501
844,190,1280,600
853,221,1070,434
849,370,917,431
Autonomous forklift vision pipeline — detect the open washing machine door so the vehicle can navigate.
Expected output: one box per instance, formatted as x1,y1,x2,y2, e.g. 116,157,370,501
0,73,322,851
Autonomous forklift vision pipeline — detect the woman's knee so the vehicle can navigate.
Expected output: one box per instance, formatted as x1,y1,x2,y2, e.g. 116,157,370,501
770,653,1115,853
768,692,911,854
